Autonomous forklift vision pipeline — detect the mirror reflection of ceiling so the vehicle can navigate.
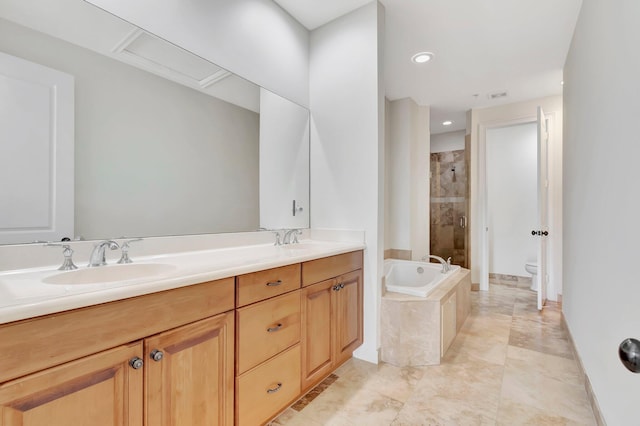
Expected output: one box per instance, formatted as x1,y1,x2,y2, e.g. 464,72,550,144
0,0,260,112
0,0,310,244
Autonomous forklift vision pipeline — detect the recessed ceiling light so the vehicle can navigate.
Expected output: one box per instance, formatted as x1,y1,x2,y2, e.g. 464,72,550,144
411,52,434,64
442,120,453,126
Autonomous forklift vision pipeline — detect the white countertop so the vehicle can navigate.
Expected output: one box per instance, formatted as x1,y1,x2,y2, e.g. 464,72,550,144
0,240,365,325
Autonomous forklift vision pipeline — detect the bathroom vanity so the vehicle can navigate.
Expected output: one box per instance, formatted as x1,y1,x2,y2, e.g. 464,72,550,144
0,243,364,426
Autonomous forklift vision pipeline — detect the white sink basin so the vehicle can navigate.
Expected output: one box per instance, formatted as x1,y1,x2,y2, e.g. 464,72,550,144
42,263,176,285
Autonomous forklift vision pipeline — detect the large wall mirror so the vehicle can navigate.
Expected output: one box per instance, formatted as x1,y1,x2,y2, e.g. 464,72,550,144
0,0,310,245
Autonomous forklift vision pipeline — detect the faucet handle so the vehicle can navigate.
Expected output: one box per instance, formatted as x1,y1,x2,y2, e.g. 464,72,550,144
273,231,283,246
291,229,302,244
46,243,78,271
117,238,143,264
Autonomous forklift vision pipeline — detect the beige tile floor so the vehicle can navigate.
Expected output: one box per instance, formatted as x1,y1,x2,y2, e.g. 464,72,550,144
271,279,597,425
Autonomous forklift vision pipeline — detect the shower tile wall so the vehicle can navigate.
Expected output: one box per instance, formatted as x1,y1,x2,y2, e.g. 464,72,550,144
430,150,468,268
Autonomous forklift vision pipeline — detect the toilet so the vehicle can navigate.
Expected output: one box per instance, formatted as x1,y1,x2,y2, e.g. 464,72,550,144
525,262,538,291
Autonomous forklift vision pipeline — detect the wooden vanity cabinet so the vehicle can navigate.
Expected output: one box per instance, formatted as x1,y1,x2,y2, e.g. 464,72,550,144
0,278,235,426
301,252,363,391
0,250,363,426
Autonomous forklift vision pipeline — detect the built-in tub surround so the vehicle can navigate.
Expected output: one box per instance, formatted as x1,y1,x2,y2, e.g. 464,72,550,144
0,229,365,324
384,258,461,297
381,267,471,366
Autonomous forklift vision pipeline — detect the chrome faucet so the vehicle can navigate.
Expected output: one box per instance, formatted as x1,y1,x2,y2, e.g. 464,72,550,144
46,243,78,270
282,229,301,245
422,254,450,273
88,240,120,267
117,238,143,264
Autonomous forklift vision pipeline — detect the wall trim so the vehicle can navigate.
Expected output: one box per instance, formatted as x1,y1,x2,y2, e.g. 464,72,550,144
561,314,606,426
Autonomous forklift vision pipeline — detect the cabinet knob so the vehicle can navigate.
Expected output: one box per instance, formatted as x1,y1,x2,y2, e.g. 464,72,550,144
129,357,144,370
266,280,282,287
332,283,344,291
150,349,164,362
266,382,282,394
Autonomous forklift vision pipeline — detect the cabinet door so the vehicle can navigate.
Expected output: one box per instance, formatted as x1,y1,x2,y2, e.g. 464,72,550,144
333,269,363,366
145,312,234,426
300,279,335,391
0,342,143,426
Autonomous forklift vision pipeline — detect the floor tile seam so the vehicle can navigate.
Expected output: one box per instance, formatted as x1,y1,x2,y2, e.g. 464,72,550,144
496,398,586,425
499,392,597,425
492,344,510,423
501,353,591,390
331,375,407,412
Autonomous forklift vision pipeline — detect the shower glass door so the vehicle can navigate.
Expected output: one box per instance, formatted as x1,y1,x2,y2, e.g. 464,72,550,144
430,149,468,268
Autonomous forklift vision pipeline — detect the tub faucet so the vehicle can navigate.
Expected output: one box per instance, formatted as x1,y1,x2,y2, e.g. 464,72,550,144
88,240,120,267
422,254,450,273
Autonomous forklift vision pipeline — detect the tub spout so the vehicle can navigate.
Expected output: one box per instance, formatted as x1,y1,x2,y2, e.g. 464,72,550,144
421,254,450,273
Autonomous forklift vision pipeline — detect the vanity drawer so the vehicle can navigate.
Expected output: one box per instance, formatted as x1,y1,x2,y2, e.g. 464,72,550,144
302,250,363,287
236,344,301,426
236,263,301,307
236,291,301,374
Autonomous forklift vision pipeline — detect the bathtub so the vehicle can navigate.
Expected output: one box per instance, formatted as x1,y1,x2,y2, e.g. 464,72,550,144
384,259,461,297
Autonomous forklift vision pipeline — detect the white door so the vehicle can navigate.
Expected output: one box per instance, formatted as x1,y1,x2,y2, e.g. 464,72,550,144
536,107,549,310
0,51,74,244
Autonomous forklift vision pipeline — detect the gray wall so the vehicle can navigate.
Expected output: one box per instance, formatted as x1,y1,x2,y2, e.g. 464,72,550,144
0,18,259,239
563,0,640,423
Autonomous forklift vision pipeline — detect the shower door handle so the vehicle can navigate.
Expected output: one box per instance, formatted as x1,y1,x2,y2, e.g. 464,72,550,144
459,216,467,229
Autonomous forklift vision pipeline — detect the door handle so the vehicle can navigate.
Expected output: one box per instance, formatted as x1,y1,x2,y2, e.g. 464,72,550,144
459,216,467,229
619,338,640,373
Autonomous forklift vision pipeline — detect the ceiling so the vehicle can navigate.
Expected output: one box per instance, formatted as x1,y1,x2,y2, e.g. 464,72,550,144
274,0,583,134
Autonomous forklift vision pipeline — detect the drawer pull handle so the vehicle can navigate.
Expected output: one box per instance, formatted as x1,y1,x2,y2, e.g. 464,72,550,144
267,323,283,333
266,280,282,287
267,382,283,394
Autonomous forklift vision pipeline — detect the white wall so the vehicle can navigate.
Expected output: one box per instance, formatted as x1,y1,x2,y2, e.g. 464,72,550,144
387,99,412,250
259,88,310,230
563,0,640,423
386,98,430,257
310,1,384,363
86,0,309,107
431,130,465,153
0,18,259,240
469,95,563,298
486,123,537,276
